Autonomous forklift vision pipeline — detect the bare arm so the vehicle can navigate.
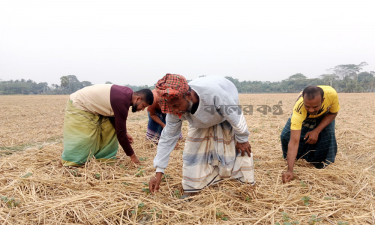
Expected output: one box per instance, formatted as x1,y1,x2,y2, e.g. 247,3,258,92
305,113,337,144
147,100,166,128
315,112,337,133
287,129,301,172
149,114,182,193
282,129,301,183
149,111,166,128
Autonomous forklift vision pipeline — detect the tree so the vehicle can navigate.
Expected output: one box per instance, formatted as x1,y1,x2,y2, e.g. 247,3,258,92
358,72,374,92
331,62,368,92
281,73,308,92
2,66,375,95
320,74,339,87
331,62,367,79
60,75,82,94
0,79,51,94
287,73,307,80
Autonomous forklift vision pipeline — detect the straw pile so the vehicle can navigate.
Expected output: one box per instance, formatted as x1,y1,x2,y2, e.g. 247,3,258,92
0,93,374,224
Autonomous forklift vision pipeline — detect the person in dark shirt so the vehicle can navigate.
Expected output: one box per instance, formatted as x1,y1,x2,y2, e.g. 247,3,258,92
61,84,153,166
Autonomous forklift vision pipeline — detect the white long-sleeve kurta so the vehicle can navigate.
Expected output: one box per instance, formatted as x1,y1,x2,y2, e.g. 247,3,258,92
153,76,250,173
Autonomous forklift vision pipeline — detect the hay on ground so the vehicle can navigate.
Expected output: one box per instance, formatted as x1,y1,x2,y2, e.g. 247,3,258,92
0,94,374,224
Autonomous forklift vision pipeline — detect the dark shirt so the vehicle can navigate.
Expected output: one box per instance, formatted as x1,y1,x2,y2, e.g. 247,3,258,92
110,85,134,156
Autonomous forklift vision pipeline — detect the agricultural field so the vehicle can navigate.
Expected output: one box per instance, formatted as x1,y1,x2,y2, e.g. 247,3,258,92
0,93,375,224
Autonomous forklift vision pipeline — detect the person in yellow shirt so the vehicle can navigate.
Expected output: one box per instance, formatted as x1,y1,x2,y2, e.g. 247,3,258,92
280,85,340,183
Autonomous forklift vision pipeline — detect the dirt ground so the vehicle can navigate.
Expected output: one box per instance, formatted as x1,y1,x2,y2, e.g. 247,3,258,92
0,93,374,224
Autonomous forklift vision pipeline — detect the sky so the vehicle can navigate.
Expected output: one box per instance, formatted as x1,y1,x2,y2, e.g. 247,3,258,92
0,0,374,86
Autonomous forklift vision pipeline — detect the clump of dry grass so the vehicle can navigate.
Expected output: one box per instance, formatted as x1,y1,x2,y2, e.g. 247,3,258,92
0,94,374,224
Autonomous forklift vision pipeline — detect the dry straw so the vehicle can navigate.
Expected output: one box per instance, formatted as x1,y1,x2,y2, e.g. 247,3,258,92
0,93,375,224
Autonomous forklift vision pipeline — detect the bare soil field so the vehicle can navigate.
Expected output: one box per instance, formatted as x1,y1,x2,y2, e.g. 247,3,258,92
0,93,374,224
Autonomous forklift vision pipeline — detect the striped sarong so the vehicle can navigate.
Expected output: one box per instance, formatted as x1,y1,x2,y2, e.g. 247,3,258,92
61,100,119,166
146,111,182,144
182,121,255,193
146,111,166,143
280,116,337,168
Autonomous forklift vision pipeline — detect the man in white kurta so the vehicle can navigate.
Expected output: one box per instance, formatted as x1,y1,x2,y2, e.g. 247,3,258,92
149,74,255,194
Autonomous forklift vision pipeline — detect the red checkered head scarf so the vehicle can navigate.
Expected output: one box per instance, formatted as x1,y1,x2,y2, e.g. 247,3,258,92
156,73,189,116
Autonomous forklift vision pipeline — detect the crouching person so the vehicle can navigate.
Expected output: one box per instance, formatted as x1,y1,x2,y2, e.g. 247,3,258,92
61,84,153,166
149,74,255,195
281,85,340,183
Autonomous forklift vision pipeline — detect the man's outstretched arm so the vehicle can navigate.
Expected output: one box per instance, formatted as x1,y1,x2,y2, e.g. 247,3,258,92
282,129,301,183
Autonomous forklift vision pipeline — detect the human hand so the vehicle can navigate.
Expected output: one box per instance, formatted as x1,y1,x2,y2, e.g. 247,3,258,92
127,133,134,144
282,170,294,183
304,130,319,144
149,172,163,193
130,154,140,164
235,142,252,157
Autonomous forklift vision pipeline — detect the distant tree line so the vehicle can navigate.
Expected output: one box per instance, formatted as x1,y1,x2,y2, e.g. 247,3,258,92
226,62,375,93
0,75,91,95
1,62,374,95
0,74,155,95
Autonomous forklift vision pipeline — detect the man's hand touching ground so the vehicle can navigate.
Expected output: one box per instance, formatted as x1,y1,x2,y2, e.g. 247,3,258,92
235,142,252,157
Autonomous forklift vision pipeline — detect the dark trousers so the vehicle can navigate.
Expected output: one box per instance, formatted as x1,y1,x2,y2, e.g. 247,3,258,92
280,117,337,167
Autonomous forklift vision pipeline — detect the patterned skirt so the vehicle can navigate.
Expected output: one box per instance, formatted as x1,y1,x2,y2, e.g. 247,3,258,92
280,116,337,168
61,100,118,166
182,121,255,193
146,112,167,143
